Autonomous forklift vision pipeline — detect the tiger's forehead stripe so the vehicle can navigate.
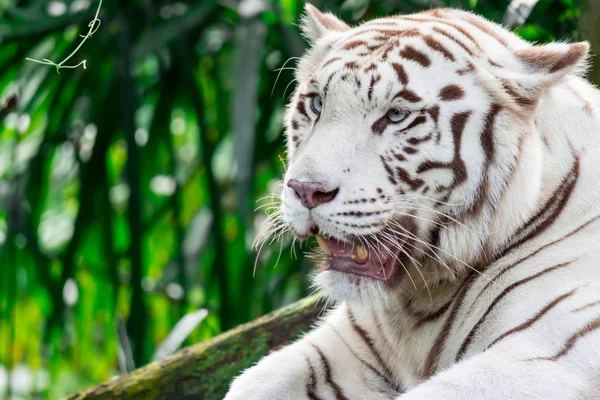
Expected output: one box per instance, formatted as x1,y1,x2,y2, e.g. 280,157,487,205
326,8,521,76
417,8,512,48
422,35,456,62
398,15,483,52
399,45,431,68
314,26,469,106
390,63,408,85
432,26,475,57
322,56,342,68
319,26,472,85
394,89,422,103
308,9,528,114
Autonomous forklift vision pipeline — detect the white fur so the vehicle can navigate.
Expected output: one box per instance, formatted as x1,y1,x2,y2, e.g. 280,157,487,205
226,6,600,400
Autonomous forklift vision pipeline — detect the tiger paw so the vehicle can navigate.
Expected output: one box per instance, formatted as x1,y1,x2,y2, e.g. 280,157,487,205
225,350,310,400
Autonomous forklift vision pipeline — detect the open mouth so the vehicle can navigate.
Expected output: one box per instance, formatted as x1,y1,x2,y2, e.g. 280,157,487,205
315,234,406,282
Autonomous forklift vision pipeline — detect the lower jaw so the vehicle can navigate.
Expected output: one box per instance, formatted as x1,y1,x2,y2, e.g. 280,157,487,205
322,255,406,284
313,269,400,306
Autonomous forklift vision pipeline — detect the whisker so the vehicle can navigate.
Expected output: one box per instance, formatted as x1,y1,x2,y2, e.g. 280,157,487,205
377,231,427,296
383,228,458,281
274,237,285,269
284,78,299,100
371,233,418,291
390,200,499,236
387,223,491,282
254,202,281,212
391,210,460,234
272,56,302,96
390,192,470,207
390,201,473,232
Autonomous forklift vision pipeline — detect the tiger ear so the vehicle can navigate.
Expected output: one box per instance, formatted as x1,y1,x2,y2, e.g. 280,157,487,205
516,41,589,81
300,4,350,44
498,42,589,108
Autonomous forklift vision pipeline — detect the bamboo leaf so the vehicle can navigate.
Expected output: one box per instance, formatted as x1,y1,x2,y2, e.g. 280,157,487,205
0,8,95,42
116,316,135,374
151,309,208,361
132,1,219,62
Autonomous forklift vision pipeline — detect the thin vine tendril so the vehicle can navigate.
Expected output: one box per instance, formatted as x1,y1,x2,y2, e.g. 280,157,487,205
25,0,103,73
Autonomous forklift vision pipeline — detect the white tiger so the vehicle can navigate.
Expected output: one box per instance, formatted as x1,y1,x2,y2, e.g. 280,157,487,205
226,4,600,400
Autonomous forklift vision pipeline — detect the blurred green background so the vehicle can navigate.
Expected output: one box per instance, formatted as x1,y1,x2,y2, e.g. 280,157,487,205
0,0,589,398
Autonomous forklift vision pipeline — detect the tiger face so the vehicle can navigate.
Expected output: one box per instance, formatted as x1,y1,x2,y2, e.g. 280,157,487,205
275,6,588,304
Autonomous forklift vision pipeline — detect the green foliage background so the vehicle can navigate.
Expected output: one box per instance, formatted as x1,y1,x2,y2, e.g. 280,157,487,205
0,0,581,397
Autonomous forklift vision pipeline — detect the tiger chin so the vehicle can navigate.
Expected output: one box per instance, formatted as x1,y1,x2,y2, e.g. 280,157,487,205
226,4,600,400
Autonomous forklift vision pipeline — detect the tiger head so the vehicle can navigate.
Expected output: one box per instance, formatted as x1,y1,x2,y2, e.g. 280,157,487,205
269,5,588,305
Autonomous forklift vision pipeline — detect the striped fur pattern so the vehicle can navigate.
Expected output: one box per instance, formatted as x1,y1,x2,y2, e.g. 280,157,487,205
226,5,600,400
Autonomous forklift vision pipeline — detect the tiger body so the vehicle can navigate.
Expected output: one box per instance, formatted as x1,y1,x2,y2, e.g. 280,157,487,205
226,5,600,400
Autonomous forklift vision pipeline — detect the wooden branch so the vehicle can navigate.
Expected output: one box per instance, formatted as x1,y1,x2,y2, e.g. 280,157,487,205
67,295,325,400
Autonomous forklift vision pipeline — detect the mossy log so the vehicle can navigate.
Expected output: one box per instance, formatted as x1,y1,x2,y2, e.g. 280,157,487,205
67,295,325,400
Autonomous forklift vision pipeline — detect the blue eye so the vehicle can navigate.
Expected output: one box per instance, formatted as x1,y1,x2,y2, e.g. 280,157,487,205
311,95,323,114
387,108,408,123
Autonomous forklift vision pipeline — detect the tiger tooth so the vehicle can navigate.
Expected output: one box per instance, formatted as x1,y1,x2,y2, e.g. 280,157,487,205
356,245,369,262
316,235,333,256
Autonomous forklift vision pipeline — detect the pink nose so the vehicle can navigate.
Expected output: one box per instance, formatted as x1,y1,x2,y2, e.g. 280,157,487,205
287,179,339,209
